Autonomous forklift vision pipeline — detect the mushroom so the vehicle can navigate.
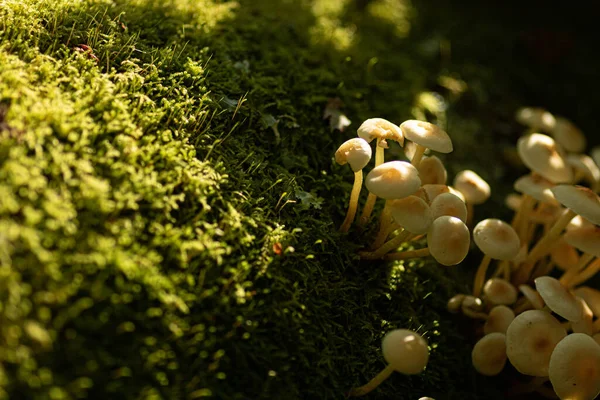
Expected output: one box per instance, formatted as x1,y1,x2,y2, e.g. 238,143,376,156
560,225,600,288
471,333,508,376
514,185,600,284
399,120,453,168
516,133,572,183
534,276,583,322
506,310,567,376
348,329,429,397
515,107,556,133
472,219,520,297
429,192,468,223
549,333,600,400
484,305,515,335
571,297,594,336
550,116,586,153
384,216,470,266
566,153,600,191
512,173,558,241
417,155,447,185
335,138,372,232
482,278,518,306
461,295,487,320
447,294,466,314
356,119,404,225
514,284,545,314
453,170,491,225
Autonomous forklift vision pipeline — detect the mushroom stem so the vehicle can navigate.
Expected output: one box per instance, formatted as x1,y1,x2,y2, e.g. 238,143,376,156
566,257,600,288
513,209,576,285
375,137,385,167
347,364,395,397
384,247,430,261
372,220,401,249
410,144,427,168
358,194,377,227
339,170,363,233
372,203,393,246
361,230,411,260
473,255,492,298
558,253,594,286
511,194,534,234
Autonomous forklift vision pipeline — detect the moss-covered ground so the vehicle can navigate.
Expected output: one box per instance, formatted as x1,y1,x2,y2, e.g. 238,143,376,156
1,0,598,399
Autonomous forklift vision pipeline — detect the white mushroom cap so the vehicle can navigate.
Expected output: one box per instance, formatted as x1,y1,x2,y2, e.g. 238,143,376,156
550,237,580,271
427,216,470,266
519,284,546,310
381,329,429,375
461,295,487,319
506,310,567,376
564,223,600,258
400,120,453,153
447,186,466,203
505,193,522,212
573,287,600,318
484,305,515,335
566,153,599,186
447,294,466,314
515,107,556,131
453,170,491,205
418,155,447,185
357,118,404,145
534,276,583,322
483,278,518,305
388,196,433,234
551,185,600,225
571,297,594,336
517,133,572,183
365,161,421,200
513,174,558,205
472,333,508,376
551,116,586,153
473,219,520,261
429,192,467,223
335,138,372,172
549,333,600,400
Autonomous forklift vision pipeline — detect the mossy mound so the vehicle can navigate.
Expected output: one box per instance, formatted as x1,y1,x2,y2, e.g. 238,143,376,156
1,1,597,399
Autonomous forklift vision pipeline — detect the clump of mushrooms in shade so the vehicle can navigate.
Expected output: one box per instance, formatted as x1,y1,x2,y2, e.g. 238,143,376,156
334,106,600,398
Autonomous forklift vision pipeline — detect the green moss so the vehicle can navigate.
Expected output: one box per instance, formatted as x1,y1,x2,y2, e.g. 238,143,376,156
1,0,597,399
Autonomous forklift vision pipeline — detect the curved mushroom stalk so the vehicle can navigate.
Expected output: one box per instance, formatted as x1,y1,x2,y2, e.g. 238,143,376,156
339,170,363,233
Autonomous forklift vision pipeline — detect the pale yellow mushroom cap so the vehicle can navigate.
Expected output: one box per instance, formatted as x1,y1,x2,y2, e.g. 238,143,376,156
381,329,429,375
447,294,466,314
453,170,491,205
447,186,466,203
365,161,421,200
357,118,404,145
515,107,556,131
484,305,515,335
534,276,583,322
421,184,450,203
472,333,508,376
549,333,600,400
566,153,600,186
573,287,600,318
473,219,520,261
388,196,433,234
564,224,600,258
335,138,372,172
551,116,587,153
400,120,453,153
418,155,447,185
506,310,567,376
427,216,470,266
429,192,468,223
551,185,600,225
505,193,522,212
571,297,594,336
483,278,518,306
513,173,558,205
519,284,545,310
461,295,487,320
517,133,572,183
550,237,580,271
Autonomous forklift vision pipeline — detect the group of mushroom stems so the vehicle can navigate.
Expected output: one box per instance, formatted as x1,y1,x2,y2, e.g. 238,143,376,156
337,109,600,399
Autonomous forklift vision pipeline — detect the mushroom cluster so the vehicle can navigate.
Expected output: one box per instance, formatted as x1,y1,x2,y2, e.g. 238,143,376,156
335,118,489,267
445,107,600,400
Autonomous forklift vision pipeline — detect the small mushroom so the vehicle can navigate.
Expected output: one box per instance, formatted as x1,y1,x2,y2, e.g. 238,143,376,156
429,192,468,223
506,310,567,376
348,329,429,397
516,133,572,183
484,305,515,335
472,219,520,297
483,278,518,306
453,170,491,224
461,295,487,320
400,120,453,168
549,333,600,400
447,294,466,314
515,107,556,132
534,276,583,322
471,333,508,376
417,155,447,185
550,116,586,153
335,138,372,232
